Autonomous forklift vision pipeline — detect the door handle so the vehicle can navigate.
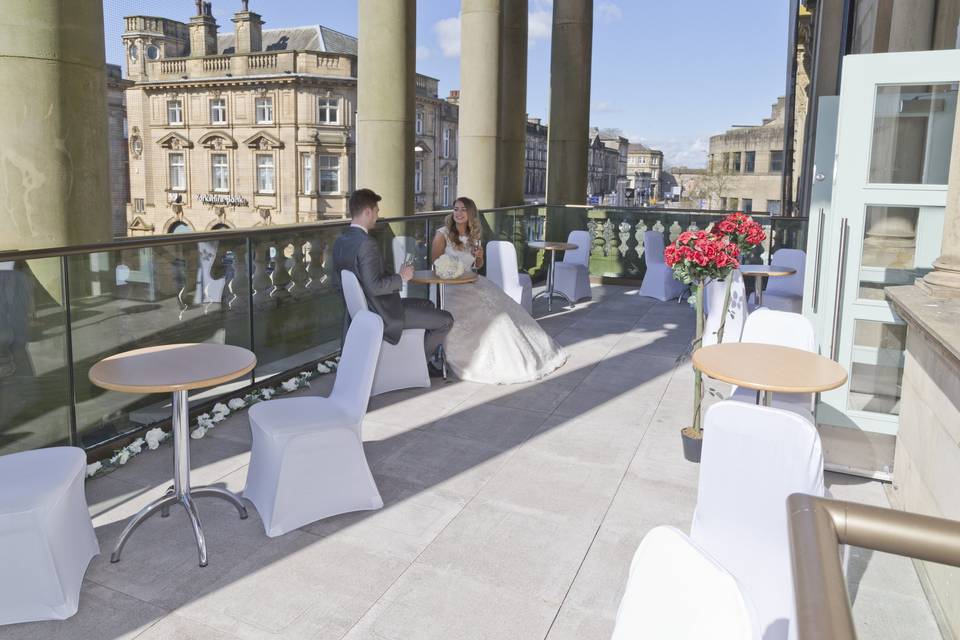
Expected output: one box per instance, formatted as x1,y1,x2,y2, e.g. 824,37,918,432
830,217,849,361
812,209,826,313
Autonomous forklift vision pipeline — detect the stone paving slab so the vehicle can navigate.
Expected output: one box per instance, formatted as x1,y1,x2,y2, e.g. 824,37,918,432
3,285,942,639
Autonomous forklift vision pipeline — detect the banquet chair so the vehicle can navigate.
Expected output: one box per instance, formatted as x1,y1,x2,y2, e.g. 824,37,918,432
729,309,817,422
611,526,757,640
340,269,430,396
392,235,416,298
703,270,748,346
553,230,592,303
691,401,825,640
244,310,385,537
750,249,805,313
486,240,533,314
638,230,688,302
0,447,99,625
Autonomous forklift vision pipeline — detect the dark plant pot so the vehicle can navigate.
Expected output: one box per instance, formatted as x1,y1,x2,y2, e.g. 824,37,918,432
681,426,703,463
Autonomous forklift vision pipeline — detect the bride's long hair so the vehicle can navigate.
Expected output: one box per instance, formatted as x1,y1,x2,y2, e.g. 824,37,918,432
443,197,482,251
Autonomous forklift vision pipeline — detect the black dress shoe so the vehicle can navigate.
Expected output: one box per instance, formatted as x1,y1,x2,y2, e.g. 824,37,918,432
427,362,444,378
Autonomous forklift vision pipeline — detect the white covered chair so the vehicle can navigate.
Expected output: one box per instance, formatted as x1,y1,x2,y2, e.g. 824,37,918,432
638,230,688,301
244,310,385,537
691,401,825,640
750,249,805,313
612,526,757,640
553,230,592,303
0,447,99,625
340,269,430,396
392,235,416,298
729,309,817,421
486,240,533,314
703,270,748,346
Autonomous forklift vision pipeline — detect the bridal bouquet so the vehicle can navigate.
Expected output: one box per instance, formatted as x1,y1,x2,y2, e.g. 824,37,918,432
433,254,466,279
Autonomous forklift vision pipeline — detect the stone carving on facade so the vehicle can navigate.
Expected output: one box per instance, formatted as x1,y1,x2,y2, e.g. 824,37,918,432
157,131,194,149
243,131,283,150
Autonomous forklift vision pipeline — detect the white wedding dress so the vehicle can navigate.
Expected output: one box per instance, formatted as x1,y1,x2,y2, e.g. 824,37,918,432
437,228,568,384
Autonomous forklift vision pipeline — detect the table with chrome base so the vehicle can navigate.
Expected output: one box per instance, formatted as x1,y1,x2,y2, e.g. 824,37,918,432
89,343,257,567
528,240,579,311
409,270,478,379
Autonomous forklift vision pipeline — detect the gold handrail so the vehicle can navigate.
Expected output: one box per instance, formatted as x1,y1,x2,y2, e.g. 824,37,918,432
787,493,960,639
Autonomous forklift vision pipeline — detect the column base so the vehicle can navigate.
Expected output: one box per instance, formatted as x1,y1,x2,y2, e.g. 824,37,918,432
918,261,960,298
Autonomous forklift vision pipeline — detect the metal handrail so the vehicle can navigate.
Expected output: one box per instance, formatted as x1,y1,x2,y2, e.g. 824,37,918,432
788,493,960,640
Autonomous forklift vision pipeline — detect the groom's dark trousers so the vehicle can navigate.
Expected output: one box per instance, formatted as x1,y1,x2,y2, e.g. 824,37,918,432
333,226,453,359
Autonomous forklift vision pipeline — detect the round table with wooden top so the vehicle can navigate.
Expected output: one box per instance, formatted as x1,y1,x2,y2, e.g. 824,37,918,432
739,264,797,306
89,343,256,567
409,270,477,378
527,241,579,311
691,342,847,406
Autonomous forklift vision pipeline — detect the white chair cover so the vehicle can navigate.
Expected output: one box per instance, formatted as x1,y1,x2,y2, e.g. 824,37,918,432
245,310,385,537
340,270,430,396
638,230,688,301
691,401,825,640
0,447,99,625
750,249,805,312
703,270,748,345
729,309,817,421
486,240,533,314
392,235,416,298
612,526,758,640
553,230,592,303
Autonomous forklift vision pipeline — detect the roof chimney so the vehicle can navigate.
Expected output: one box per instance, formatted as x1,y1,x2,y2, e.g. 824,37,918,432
447,89,460,105
189,1,218,56
232,1,264,53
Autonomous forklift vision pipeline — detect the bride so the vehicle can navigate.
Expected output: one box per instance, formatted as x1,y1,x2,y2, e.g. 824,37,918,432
431,197,568,384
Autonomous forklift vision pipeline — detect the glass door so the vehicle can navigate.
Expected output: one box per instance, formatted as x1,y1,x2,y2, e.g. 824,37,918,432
816,50,959,436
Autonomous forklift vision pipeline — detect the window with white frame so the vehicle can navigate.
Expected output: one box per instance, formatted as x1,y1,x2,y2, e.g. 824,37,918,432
133,198,145,212
167,100,183,125
255,97,273,124
210,98,227,124
442,175,450,206
301,153,314,194
211,153,229,192
414,159,423,193
442,128,451,158
319,155,339,192
318,97,339,124
256,154,275,193
168,153,186,191
415,111,424,135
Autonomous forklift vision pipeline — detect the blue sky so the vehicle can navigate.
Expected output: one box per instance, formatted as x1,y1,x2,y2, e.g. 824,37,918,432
104,0,789,168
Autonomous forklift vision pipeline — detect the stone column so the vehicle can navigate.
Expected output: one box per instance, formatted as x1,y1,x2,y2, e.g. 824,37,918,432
921,105,960,297
357,0,415,216
0,0,112,253
546,0,593,207
458,0,503,209
888,0,935,51
496,0,528,207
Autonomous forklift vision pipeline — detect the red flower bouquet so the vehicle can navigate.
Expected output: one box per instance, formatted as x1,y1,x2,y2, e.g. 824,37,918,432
711,212,766,254
664,230,741,285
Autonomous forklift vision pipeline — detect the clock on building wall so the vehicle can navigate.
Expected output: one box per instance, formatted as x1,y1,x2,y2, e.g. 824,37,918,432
146,45,160,60
129,45,138,62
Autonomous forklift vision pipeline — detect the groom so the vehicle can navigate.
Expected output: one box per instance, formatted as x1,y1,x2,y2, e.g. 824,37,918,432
333,188,453,374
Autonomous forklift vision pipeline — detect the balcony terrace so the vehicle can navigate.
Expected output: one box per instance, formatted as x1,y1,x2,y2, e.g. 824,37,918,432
2,282,939,640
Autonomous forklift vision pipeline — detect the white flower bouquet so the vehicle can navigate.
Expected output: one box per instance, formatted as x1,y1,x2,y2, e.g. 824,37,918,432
433,254,466,279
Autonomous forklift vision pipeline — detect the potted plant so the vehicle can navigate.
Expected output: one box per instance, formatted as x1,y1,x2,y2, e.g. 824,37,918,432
664,230,741,462
709,212,767,343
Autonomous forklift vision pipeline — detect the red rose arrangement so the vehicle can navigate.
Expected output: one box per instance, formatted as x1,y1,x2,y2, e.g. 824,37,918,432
711,211,766,253
664,230,740,284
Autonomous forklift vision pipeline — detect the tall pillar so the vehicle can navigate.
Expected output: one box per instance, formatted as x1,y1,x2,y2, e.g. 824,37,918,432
888,0,935,51
546,0,593,207
921,106,960,297
0,0,112,253
458,0,502,209
496,0,528,207
357,0,415,216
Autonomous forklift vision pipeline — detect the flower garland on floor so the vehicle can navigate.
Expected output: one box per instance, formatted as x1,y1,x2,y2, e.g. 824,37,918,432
84,357,340,479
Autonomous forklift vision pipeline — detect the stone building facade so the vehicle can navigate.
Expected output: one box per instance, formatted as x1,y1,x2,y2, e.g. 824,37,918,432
586,131,620,198
414,78,459,212
106,64,133,237
122,5,458,235
707,98,789,214
524,117,547,202
626,142,664,203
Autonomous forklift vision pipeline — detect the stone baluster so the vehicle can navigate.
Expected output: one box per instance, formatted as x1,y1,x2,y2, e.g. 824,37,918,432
250,243,272,305
668,221,682,243
269,242,292,299
618,220,631,257
287,238,309,297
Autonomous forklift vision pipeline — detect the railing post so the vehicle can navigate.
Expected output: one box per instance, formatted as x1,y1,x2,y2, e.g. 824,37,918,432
59,255,79,447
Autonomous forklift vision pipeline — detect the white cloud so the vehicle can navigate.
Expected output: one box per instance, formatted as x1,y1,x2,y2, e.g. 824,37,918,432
591,101,620,114
596,1,623,23
529,9,552,45
435,17,461,58
641,136,710,169
416,45,431,61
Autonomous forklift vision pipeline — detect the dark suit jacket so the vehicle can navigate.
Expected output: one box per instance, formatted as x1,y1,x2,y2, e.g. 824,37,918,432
333,226,405,345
